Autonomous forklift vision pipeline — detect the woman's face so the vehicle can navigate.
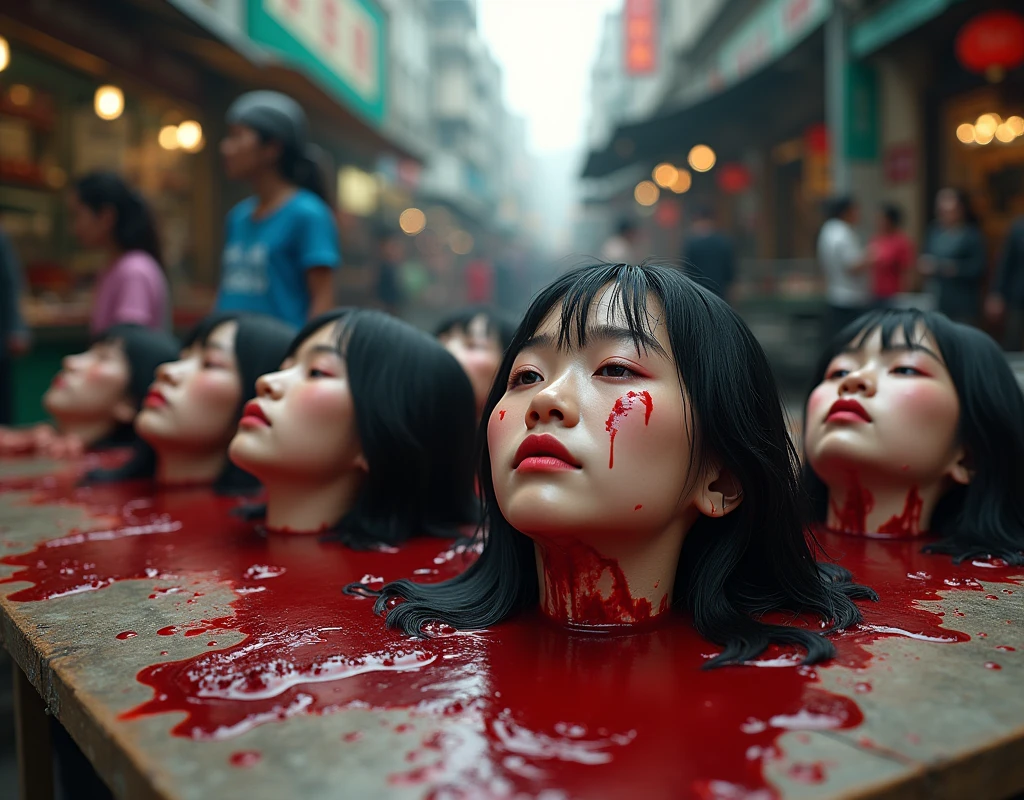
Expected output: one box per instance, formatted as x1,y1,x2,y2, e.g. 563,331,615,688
439,315,503,415
804,325,965,487
68,193,114,250
229,321,364,481
43,339,133,424
486,289,699,543
135,321,242,452
220,123,276,181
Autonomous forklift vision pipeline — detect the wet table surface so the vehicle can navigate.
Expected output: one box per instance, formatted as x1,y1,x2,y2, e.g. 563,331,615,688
2,455,1024,800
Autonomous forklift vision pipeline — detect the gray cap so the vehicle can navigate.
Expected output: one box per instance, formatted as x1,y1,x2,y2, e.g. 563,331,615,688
225,91,308,150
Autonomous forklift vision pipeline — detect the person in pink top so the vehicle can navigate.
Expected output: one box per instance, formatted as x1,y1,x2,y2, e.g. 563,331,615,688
868,203,915,306
70,172,169,334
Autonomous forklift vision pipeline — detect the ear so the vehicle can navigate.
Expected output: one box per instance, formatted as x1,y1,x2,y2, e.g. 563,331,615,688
693,462,744,519
112,396,137,425
947,446,972,487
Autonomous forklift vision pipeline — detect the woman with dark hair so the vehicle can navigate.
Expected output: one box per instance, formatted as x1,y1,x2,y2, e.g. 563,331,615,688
216,91,341,328
125,312,295,494
918,188,986,325
803,307,1024,564
71,172,169,335
228,309,478,546
355,263,873,666
0,324,177,463
435,305,518,417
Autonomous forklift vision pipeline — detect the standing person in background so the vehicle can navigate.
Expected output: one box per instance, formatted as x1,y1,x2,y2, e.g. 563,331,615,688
0,227,29,425
600,219,639,264
683,204,736,301
464,253,495,305
985,214,1024,350
918,188,986,326
374,225,404,316
70,172,169,335
868,203,914,306
818,196,870,339
216,91,341,328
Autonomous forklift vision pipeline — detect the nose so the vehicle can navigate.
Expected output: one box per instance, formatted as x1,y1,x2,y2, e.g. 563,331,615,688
838,368,876,398
525,376,579,429
255,369,287,400
62,353,84,371
155,359,185,386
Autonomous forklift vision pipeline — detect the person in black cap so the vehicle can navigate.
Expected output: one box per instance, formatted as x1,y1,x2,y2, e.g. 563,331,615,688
216,90,341,328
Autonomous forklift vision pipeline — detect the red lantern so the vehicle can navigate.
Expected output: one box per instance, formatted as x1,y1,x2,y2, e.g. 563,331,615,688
956,11,1024,78
717,163,752,194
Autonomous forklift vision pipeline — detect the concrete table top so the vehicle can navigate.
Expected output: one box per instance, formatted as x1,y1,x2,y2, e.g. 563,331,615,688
1,456,1024,800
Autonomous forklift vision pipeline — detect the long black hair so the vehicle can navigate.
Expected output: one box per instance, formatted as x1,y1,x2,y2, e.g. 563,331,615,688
74,172,162,266
225,91,330,203
272,308,478,548
83,324,179,482
356,263,874,666
802,308,1024,564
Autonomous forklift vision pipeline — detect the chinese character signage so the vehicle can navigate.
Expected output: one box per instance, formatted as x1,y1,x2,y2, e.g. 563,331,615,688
625,0,658,75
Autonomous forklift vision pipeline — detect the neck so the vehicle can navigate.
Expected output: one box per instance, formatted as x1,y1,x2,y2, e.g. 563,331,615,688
826,472,945,537
155,448,228,487
54,417,118,448
263,473,362,534
252,170,295,214
533,529,685,628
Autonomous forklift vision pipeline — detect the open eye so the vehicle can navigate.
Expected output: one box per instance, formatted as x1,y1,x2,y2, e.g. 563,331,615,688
826,367,850,380
308,368,331,379
509,368,542,389
891,366,925,377
596,363,636,379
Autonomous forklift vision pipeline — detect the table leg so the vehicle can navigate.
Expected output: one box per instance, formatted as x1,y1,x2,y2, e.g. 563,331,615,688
13,665,54,800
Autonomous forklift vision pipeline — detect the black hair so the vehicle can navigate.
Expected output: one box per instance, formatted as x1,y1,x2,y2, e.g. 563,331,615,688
826,195,855,221
212,314,297,495
433,306,518,353
937,187,979,226
882,203,903,229
268,308,478,548
83,324,179,482
257,131,330,203
91,314,294,494
74,172,162,267
356,263,874,666
802,308,1024,564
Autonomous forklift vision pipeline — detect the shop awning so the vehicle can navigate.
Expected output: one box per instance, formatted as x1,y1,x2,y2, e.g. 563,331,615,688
851,0,966,58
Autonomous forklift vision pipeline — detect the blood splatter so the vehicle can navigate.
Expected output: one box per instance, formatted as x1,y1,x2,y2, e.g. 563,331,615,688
984,662,1002,670
116,631,137,640
605,391,653,469
876,487,923,536
995,646,1016,652
157,626,179,636
634,505,642,511
499,410,506,421
786,761,828,784
229,750,261,767
827,473,873,534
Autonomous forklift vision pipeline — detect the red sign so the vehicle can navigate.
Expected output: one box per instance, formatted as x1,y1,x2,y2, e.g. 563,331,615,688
625,0,658,75
883,143,915,185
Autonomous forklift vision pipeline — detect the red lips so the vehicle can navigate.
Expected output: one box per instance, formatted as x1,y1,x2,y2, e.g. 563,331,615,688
239,401,271,428
143,388,167,409
513,434,581,472
51,374,67,389
826,398,872,423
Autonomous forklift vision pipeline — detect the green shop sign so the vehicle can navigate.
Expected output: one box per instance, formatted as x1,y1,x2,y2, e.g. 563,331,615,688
249,0,387,126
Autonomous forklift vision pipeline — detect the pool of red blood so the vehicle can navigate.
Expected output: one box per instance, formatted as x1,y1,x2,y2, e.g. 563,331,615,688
1,469,1022,799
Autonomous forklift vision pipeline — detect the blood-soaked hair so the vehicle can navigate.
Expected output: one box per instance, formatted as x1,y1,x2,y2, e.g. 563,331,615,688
803,308,1024,564
349,262,874,667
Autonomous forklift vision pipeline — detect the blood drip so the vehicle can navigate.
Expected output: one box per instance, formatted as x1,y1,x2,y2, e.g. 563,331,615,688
229,750,261,767
828,473,873,533
0,466,1020,798
499,410,506,421
535,538,669,627
605,391,653,469
876,487,924,536
116,631,137,640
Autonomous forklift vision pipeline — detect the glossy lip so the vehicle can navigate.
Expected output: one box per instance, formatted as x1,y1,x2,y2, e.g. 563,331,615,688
513,434,581,471
239,401,271,428
51,374,68,389
826,398,872,423
143,388,167,409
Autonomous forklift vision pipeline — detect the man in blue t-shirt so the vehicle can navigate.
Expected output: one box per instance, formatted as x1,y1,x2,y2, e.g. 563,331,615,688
215,91,341,327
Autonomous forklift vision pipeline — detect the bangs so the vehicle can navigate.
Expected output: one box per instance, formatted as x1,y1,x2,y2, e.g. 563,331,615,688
529,264,662,357
838,309,940,359
287,310,352,359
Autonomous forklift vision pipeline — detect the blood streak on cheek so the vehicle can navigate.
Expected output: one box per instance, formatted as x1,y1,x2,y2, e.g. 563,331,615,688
605,391,653,469
499,410,506,421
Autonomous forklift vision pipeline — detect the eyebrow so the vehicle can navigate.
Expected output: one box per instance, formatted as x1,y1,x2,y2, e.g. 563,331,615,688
839,343,943,363
522,324,668,358
302,344,342,359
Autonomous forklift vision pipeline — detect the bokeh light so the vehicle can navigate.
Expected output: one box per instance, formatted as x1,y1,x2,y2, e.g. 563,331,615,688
94,85,124,121
955,123,976,144
688,144,716,172
634,180,660,206
176,121,203,152
670,169,692,194
995,123,1016,143
1008,116,1024,136
652,163,678,188
0,37,9,73
974,113,999,138
450,230,474,255
399,207,426,235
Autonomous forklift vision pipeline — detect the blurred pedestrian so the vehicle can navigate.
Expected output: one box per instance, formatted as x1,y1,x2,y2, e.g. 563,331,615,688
985,214,1024,350
818,196,869,339
374,225,404,316
868,203,914,306
216,91,341,328
683,204,735,301
464,254,495,305
918,188,985,326
601,219,638,263
0,227,29,425
70,172,169,336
